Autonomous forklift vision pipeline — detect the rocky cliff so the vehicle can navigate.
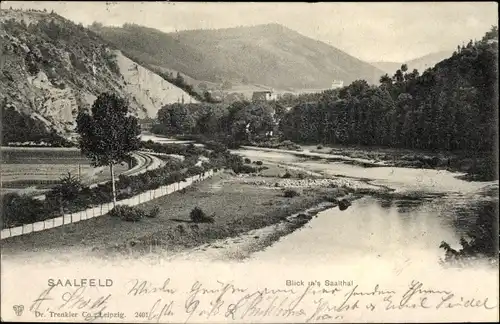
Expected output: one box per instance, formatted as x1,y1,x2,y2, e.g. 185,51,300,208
0,9,196,138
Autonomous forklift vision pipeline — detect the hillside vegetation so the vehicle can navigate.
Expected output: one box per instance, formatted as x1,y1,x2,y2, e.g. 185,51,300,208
90,23,218,85
279,27,498,179
149,27,498,181
92,23,385,89
0,9,195,142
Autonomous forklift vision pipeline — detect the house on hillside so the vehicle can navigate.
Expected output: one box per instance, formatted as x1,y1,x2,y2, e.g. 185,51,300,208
332,80,344,89
139,118,156,131
252,90,277,102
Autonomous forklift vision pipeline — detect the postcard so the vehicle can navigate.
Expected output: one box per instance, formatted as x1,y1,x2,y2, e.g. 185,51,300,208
1,1,498,323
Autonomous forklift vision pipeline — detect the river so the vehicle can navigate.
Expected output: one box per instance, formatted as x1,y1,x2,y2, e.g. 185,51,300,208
139,135,498,266
161,146,496,269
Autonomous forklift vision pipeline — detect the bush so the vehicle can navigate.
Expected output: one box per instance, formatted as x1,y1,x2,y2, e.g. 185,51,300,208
244,158,251,164
440,201,498,263
1,193,47,227
282,171,292,178
283,189,300,198
187,165,204,176
233,164,257,174
109,205,145,222
255,160,263,166
147,206,160,218
317,145,323,149
46,172,83,203
190,207,214,223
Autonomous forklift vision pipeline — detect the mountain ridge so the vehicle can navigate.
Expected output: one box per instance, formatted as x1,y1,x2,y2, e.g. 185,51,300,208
92,22,386,89
371,49,455,75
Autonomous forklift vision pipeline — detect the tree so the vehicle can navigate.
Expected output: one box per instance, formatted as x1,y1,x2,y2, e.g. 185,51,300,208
47,172,83,216
175,72,184,86
379,73,392,86
203,91,213,102
76,93,141,206
157,103,196,134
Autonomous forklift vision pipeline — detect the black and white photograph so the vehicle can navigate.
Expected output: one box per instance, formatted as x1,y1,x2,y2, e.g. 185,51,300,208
1,1,498,322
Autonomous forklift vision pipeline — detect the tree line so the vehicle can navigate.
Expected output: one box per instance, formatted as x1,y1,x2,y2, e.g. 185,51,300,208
154,27,497,156
280,26,497,156
152,99,286,146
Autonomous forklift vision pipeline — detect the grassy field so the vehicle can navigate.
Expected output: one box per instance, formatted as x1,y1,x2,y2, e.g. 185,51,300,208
0,163,358,258
1,147,87,164
1,163,128,186
1,147,128,190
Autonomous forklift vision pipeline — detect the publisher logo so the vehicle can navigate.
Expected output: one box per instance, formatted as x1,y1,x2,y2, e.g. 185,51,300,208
13,305,24,316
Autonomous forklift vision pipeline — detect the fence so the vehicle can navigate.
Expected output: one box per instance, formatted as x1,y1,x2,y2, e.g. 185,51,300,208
1,169,219,240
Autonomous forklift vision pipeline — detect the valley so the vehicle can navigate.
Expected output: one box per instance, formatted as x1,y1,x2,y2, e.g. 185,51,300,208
0,4,497,274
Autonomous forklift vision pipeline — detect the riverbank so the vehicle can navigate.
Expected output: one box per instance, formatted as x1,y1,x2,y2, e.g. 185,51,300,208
235,139,497,181
0,162,379,261
95,166,377,259
306,144,498,181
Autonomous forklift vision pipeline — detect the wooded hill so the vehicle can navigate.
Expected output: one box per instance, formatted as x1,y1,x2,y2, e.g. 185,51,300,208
91,23,385,90
280,27,498,156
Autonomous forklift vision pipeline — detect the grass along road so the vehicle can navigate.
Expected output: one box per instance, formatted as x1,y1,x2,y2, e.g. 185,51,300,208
0,163,370,262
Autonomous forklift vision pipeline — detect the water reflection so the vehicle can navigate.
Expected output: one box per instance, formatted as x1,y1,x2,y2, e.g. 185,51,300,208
140,133,204,146
248,197,460,265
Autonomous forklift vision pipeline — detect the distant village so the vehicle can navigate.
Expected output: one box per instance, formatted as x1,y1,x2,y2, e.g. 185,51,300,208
251,80,344,102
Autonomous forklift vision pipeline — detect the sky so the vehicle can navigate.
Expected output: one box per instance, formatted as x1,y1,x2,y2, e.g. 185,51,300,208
3,1,498,62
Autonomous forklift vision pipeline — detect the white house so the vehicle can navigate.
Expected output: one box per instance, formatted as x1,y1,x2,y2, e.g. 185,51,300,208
332,80,344,89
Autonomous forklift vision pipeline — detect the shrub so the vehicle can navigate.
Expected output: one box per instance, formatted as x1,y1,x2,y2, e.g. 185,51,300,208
317,145,323,149
233,164,257,174
440,201,498,263
46,172,83,203
282,171,292,178
283,189,300,198
190,207,214,223
255,160,263,166
109,205,145,222
187,165,204,176
1,193,47,227
297,172,306,179
244,158,251,164
147,206,160,218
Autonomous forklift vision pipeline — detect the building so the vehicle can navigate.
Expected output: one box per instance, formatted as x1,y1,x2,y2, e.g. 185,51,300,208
252,90,277,102
139,118,156,131
332,80,344,89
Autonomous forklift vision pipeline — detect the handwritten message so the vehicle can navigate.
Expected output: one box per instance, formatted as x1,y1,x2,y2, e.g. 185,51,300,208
20,278,498,323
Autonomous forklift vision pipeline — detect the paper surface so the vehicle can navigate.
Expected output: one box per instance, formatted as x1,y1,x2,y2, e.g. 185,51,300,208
1,1,498,323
